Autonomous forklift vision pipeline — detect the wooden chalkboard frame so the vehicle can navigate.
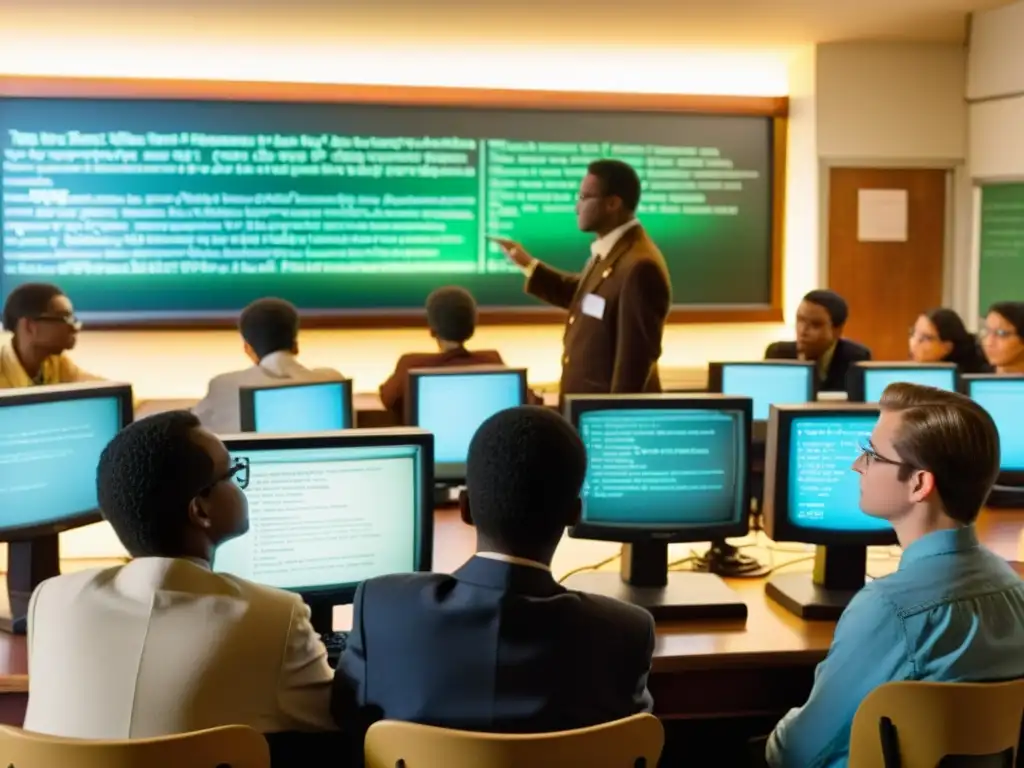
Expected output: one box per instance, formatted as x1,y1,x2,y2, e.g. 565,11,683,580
0,76,789,330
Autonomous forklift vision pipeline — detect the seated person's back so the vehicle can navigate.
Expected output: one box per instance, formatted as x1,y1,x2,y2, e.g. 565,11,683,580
194,297,344,433
380,286,504,422
0,282,100,388
765,289,871,393
766,384,1024,768
332,406,654,739
25,411,335,739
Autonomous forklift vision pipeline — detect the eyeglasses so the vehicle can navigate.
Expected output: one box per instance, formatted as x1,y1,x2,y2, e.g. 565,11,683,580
199,457,250,495
908,328,939,343
858,441,912,470
31,313,82,331
576,192,606,202
978,327,1018,341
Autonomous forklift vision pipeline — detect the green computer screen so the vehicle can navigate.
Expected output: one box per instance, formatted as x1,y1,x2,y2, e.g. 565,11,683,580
0,97,775,323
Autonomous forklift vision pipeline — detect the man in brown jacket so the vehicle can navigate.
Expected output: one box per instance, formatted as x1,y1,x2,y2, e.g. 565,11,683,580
493,159,671,399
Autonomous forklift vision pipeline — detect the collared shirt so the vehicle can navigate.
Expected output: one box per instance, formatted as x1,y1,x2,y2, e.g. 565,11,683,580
766,526,1024,768
522,218,640,278
0,342,100,389
474,552,551,572
799,340,837,384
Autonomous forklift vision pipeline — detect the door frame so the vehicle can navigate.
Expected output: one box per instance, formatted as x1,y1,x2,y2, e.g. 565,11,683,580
817,159,972,326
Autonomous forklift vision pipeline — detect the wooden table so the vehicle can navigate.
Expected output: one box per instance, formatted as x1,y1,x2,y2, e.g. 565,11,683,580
0,509,1019,725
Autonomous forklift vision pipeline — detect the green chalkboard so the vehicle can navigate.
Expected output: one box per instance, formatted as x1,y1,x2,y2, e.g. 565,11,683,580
979,183,1024,312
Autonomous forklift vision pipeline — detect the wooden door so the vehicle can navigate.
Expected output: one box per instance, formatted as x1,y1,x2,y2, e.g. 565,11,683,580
827,168,947,362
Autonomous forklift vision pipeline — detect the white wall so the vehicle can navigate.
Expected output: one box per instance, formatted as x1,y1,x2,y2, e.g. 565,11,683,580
813,42,971,316
816,42,967,162
968,0,1024,181
967,0,1024,100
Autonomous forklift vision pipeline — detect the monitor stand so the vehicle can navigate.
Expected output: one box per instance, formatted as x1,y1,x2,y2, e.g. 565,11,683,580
766,544,867,621
0,535,61,635
986,481,1024,509
561,541,747,621
433,483,462,507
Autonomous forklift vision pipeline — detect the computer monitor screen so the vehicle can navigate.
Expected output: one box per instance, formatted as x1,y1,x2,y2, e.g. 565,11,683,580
848,363,958,403
964,376,1024,471
565,395,752,542
240,380,353,433
0,383,133,538
215,430,433,598
710,362,815,420
763,405,896,546
408,367,528,481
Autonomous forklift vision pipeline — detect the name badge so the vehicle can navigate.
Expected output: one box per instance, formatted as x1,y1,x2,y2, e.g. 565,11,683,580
581,293,606,320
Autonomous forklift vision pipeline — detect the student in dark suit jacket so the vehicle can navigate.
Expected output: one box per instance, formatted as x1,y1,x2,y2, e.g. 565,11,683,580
765,289,872,393
492,160,671,399
379,286,504,422
331,406,655,744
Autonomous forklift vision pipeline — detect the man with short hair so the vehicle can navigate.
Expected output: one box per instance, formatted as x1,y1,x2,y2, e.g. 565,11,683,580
332,406,654,740
493,159,671,400
193,297,345,433
765,383,1024,768
379,285,504,421
24,411,335,738
0,282,100,387
765,289,871,392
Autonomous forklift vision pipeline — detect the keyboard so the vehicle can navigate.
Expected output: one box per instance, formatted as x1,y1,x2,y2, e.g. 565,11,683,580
321,631,349,668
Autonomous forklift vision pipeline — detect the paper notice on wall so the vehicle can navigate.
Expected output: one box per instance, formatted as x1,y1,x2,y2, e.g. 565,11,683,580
857,188,909,242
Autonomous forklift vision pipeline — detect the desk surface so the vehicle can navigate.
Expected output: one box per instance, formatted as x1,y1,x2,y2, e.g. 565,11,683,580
0,509,1019,695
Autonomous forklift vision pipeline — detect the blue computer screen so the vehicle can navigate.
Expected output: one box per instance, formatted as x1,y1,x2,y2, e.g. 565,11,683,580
721,364,812,420
863,368,957,402
252,382,350,433
968,380,1024,471
216,444,422,590
787,414,893,533
0,396,122,531
577,409,745,527
415,372,524,464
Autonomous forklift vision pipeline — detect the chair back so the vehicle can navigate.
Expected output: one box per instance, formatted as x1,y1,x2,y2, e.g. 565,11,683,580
0,724,270,768
848,679,1024,768
364,713,664,768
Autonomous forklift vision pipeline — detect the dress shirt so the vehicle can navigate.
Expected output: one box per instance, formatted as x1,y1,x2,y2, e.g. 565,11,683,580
521,219,640,278
474,552,551,572
766,526,1024,768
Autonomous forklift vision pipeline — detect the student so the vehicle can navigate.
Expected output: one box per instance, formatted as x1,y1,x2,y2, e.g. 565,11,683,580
765,383,1024,768
979,300,1024,374
765,289,871,392
379,286,504,421
0,282,100,388
24,411,335,738
908,307,989,373
332,406,654,742
193,297,345,433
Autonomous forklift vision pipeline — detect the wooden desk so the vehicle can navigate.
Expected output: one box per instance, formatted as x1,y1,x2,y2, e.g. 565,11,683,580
0,509,1019,724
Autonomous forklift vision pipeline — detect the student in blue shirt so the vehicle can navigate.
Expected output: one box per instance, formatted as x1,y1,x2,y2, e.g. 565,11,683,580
766,382,1024,768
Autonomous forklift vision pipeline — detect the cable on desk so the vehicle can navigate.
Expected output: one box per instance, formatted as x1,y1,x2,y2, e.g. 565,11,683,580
557,554,620,584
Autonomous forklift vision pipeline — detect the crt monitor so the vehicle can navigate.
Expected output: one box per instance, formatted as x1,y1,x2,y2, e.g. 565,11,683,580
962,374,1024,482
563,393,753,621
846,362,958,403
406,366,528,482
0,382,134,634
217,428,434,634
762,403,897,620
707,360,816,439
239,379,354,434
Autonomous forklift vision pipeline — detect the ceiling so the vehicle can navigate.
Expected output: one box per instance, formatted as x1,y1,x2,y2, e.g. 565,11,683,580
1,0,1013,47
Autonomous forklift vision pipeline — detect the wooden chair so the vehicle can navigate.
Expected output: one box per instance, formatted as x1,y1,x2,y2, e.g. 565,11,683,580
364,713,664,768
848,679,1024,767
0,724,270,768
